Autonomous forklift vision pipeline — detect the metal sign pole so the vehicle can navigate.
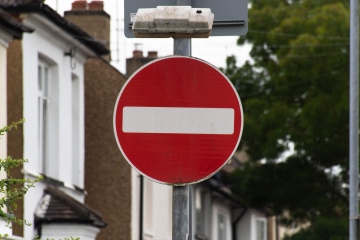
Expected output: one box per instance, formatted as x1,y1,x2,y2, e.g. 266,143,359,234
173,185,190,240
349,0,359,238
173,38,191,240
173,1,191,238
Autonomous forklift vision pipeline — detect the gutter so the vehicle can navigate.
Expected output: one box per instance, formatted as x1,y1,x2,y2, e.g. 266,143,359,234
0,2,109,56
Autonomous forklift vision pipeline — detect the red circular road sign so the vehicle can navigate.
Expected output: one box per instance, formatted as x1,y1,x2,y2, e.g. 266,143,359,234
114,56,243,185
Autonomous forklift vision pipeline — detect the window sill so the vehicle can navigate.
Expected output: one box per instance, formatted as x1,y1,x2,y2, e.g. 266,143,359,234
22,168,87,195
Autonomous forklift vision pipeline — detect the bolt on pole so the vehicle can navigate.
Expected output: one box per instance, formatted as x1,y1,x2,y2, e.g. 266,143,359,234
349,0,359,239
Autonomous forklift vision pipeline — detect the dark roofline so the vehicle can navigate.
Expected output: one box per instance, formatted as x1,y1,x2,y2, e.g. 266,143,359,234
64,9,110,19
41,173,86,195
0,8,33,38
35,185,107,228
0,2,109,56
206,173,274,216
206,177,244,208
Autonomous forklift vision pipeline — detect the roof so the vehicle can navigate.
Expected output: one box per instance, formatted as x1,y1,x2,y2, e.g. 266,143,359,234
0,7,33,38
35,185,107,228
0,0,109,56
206,175,243,208
41,173,86,195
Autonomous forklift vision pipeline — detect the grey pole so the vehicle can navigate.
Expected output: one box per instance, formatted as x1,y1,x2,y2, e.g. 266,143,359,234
173,38,191,240
173,185,190,240
173,2,191,240
349,0,359,238
174,39,191,56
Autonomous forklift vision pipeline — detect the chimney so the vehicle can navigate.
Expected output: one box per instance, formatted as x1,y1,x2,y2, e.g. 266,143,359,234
148,51,158,58
88,0,103,10
132,50,143,58
126,49,158,78
71,0,87,10
64,0,111,61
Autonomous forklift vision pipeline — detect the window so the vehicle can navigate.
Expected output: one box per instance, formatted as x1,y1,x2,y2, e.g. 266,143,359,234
217,212,227,240
38,57,58,178
71,74,80,186
38,61,50,175
256,219,267,240
195,188,207,239
144,178,153,234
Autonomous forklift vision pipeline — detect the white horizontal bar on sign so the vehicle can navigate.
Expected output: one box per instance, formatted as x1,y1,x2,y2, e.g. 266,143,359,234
122,107,234,134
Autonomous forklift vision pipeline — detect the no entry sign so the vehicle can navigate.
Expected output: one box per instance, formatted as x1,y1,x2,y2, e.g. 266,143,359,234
114,56,243,185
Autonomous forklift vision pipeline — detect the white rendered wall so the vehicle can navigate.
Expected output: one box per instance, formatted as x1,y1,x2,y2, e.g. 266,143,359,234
237,209,252,240
0,40,7,156
151,180,172,240
21,14,89,239
211,201,232,240
251,209,267,240
131,168,172,240
236,209,267,240
0,31,10,236
131,168,140,240
22,17,86,187
41,224,100,240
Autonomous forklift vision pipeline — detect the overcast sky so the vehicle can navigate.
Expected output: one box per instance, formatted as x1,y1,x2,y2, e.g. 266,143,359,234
45,0,251,74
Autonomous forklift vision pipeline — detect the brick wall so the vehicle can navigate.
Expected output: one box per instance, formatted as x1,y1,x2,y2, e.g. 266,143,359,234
7,39,24,237
64,1,111,62
84,57,130,240
126,50,158,77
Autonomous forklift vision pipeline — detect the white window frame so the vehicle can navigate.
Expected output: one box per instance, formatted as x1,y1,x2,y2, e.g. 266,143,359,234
255,218,267,240
71,73,81,186
38,60,50,175
37,55,58,178
195,187,207,239
144,178,154,237
217,210,227,240
212,204,230,240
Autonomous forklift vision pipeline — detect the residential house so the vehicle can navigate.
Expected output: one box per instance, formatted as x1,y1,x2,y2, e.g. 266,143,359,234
0,0,112,238
191,154,271,240
0,7,33,236
124,52,277,240
64,1,130,239
60,1,290,240
64,2,170,240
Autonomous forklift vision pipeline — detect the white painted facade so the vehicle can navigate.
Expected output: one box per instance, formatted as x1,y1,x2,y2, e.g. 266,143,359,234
211,201,232,240
0,24,14,237
0,29,10,140
236,209,268,240
131,173,269,240
10,12,97,239
41,224,100,240
131,169,173,240
192,184,268,240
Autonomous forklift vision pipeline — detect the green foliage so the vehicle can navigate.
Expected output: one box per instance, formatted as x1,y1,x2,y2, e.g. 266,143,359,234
0,119,42,227
36,237,80,240
0,235,80,240
283,217,348,240
230,158,346,225
223,0,350,237
0,121,77,239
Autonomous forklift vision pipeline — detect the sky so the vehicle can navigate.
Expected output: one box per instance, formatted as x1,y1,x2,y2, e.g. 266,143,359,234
45,0,251,74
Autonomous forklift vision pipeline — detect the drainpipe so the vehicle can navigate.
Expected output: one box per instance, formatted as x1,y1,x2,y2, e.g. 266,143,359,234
232,208,247,240
275,216,280,240
37,223,42,238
